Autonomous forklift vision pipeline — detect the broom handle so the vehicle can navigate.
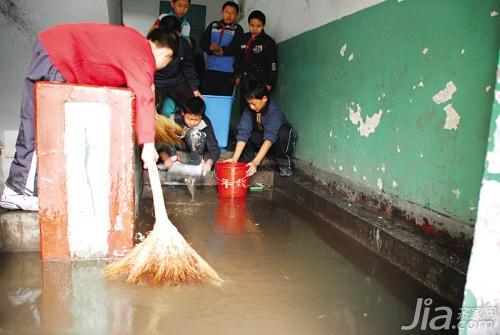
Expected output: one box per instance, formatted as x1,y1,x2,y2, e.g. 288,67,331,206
147,162,170,227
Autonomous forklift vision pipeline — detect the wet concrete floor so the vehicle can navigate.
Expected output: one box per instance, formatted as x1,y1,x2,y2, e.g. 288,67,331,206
0,187,456,334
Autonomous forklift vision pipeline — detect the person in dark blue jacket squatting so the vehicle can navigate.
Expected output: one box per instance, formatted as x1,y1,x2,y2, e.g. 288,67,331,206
226,81,297,177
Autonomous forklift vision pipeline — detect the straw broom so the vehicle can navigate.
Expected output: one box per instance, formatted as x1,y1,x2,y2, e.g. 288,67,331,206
154,113,183,146
105,114,222,285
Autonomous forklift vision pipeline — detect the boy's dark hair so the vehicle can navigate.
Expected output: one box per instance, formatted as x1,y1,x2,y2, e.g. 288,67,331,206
183,97,206,116
172,0,191,3
159,15,181,33
222,1,239,14
244,81,268,100
248,10,266,25
147,27,180,57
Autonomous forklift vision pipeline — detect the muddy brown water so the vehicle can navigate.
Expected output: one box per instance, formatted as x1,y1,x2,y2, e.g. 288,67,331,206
0,188,456,335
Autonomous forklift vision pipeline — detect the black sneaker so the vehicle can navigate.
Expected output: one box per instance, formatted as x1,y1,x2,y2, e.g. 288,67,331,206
279,167,293,177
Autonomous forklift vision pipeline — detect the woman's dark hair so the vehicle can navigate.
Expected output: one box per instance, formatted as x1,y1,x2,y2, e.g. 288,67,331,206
244,81,268,100
222,1,239,14
147,27,180,57
248,10,266,25
183,97,206,116
159,15,181,33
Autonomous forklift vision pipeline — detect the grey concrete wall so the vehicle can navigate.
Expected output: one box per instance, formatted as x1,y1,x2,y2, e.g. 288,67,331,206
0,0,109,190
240,0,384,43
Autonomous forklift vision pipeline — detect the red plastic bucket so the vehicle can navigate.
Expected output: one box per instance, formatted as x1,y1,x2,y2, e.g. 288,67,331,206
215,162,249,198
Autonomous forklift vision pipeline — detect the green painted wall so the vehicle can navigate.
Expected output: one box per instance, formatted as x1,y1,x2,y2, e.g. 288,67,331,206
275,0,500,224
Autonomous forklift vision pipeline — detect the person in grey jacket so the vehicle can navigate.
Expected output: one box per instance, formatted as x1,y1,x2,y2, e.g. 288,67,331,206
226,81,297,177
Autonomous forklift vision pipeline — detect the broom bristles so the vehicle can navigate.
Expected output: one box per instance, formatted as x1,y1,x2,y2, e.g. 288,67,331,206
155,113,183,146
105,162,222,286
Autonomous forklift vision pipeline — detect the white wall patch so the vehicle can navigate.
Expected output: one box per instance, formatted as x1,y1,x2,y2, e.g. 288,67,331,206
443,104,461,130
353,166,357,172
392,181,398,188
433,81,457,104
452,189,461,199
348,105,383,137
486,115,500,174
461,49,466,55
491,10,499,17
486,85,491,92
377,178,383,190
340,44,347,56
495,90,500,104
422,48,429,55
418,81,425,88
348,53,355,62
397,145,401,153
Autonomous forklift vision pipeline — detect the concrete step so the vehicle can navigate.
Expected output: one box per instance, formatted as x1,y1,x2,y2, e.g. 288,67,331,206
0,209,39,252
144,150,278,188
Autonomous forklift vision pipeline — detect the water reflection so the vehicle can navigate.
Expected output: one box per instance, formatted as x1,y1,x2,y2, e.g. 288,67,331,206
215,198,249,235
0,188,442,335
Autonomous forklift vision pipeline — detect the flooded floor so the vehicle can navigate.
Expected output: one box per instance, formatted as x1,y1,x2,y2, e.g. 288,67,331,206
0,187,455,335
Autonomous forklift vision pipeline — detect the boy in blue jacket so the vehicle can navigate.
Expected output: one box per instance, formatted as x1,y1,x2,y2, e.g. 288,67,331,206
226,81,297,177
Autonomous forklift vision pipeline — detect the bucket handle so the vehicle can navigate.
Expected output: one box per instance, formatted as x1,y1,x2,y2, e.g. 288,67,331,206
214,164,249,189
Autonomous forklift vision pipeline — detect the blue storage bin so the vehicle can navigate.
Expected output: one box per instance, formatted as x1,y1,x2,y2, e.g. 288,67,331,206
204,95,234,148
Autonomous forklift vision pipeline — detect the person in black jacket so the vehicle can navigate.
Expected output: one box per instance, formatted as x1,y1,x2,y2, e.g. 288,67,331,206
200,1,243,96
236,10,278,113
226,81,296,177
158,97,220,175
155,16,202,115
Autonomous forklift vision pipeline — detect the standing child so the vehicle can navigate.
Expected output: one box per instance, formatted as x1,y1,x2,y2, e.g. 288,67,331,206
237,10,278,113
200,1,243,96
158,97,220,175
227,81,297,177
151,0,191,41
155,16,201,117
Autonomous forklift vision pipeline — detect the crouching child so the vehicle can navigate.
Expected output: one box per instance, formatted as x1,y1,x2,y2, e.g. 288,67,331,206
227,81,297,177
157,97,220,175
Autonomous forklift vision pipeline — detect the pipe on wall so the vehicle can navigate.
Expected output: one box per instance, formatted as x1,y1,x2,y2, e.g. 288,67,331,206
107,0,123,25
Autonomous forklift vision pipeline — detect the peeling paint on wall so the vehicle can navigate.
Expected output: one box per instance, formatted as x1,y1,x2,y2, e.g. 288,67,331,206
443,104,461,130
486,85,492,92
486,115,500,174
491,9,499,17
433,81,457,104
348,105,384,137
392,181,398,188
422,48,429,55
348,53,355,62
340,44,347,56
377,178,383,190
452,189,460,199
